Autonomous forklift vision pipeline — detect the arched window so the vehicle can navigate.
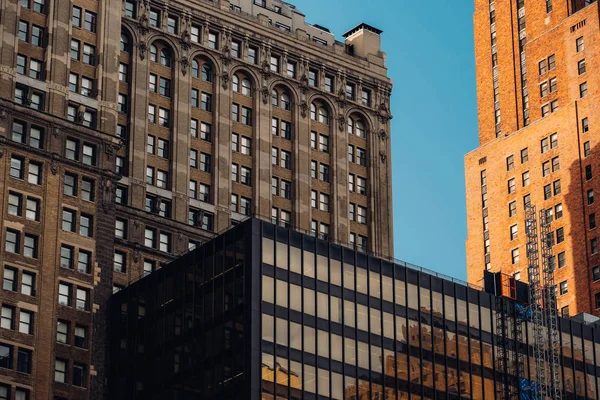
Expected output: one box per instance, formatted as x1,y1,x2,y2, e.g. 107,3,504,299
192,60,200,78
272,90,278,107
318,107,329,124
232,75,240,92
120,33,130,53
310,103,317,120
355,120,366,138
281,93,290,111
202,64,212,82
150,45,158,62
347,117,354,135
160,48,171,67
241,79,252,96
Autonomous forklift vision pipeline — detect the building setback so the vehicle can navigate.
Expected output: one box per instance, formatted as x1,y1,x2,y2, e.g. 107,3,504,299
110,217,600,399
466,0,600,316
0,0,393,398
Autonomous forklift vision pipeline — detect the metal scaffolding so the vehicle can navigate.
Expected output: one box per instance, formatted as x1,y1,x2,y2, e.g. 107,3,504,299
525,204,547,399
539,209,562,400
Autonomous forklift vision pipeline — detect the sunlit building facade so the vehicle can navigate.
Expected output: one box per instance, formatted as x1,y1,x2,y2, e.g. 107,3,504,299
109,218,600,399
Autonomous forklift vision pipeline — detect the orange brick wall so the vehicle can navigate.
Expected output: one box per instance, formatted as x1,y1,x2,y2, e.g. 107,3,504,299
467,1,600,316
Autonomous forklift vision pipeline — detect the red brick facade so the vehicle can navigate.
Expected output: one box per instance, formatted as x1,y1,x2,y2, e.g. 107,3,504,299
467,0,600,316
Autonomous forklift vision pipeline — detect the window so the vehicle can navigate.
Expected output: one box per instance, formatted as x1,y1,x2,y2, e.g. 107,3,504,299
159,233,171,253
3,268,16,292
593,238,599,255
115,186,126,205
540,81,548,97
200,153,211,172
230,195,238,213
280,180,291,199
506,155,514,171
10,157,24,179
241,106,252,125
357,206,367,224
149,9,160,27
78,250,91,274
510,225,518,241
240,197,251,216
576,36,584,52
593,266,600,282
584,141,591,158
553,180,561,196
0,344,12,369
23,235,37,258
8,192,22,217
1,306,13,330
83,44,95,65
157,139,169,159
286,61,296,78
5,230,19,254
199,184,210,203
590,213,596,229
319,164,329,182
72,6,82,26
248,47,257,64
269,56,280,73
62,209,75,232
159,77,171,97
552,156,560,172
84,10,96,32
586,165,593,181
201,92,212,111
346,83,355,100
357,176,367,195
511,248,519,264
55,359,67,383
60,245,74,269
559,281,568,295
21,273,34,296
361,89,371,107
521,171,529,187
19,311,32,334
319,193,330,212
25,198,39,221
580,81,589,99
58,283,71,306
578,59,586,75
509,201,517,217
549,77,557,93
80,215,92,237
208,32,218,49
555,204,563,219
231,164,239,182
167,16,178,34
541,104,550,117
319,135,330,154
241,136,251,155
27,162,41,185
76,288,88,310
74,326,86,348
241,166,251,186
15,389,28,400
556,227,564,244
158,108,170,127
17,349,31,373
231,40,240,58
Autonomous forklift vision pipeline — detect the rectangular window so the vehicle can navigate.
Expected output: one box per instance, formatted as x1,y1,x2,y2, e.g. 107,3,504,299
76,288,88,310
590,213,596,229
208,32,218,50
506,155,514,171
55,359,67,383
58,283,70,306
19,311,32,334
83,44,95,65
167,16,178,34
578,59,586,75
248,47,257,64
200,153,211,172
78,250,91,274
149,9,160,27
3,268,17,292
72,6,82,27
84,11,96,32
576,36,584,52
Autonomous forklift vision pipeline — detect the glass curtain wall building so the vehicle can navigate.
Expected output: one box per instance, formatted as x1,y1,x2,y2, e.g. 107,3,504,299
109,218,600,399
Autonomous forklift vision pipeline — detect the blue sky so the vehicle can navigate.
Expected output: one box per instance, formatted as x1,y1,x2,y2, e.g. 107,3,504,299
299,0,478,280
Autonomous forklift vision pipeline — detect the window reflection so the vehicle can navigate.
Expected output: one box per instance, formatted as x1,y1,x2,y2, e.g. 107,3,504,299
262,238,274,265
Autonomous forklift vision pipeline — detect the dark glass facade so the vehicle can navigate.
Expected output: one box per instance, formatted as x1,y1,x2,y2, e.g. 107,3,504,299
109,218,600,400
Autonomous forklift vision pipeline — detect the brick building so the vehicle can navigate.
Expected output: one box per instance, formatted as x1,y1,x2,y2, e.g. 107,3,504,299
0,0,393,398
465,0,600,316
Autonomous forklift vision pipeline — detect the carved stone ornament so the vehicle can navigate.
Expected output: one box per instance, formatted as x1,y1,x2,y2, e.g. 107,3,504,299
377,103,393,124
76,105,86,124
138,13,150,36
337,114,346,132
379,150,387,163
221,72,230,90
299,101,308,119
378,129,388,141
180,30,191,50
260,60,271,79
261,86,270,105
133,249,140,263
0,109,7,121
180,55,190,76
52,127,60,138
298,74,308,94
337,88,346,108
220,45,231,65
50,159,58,175
137,41,148,60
